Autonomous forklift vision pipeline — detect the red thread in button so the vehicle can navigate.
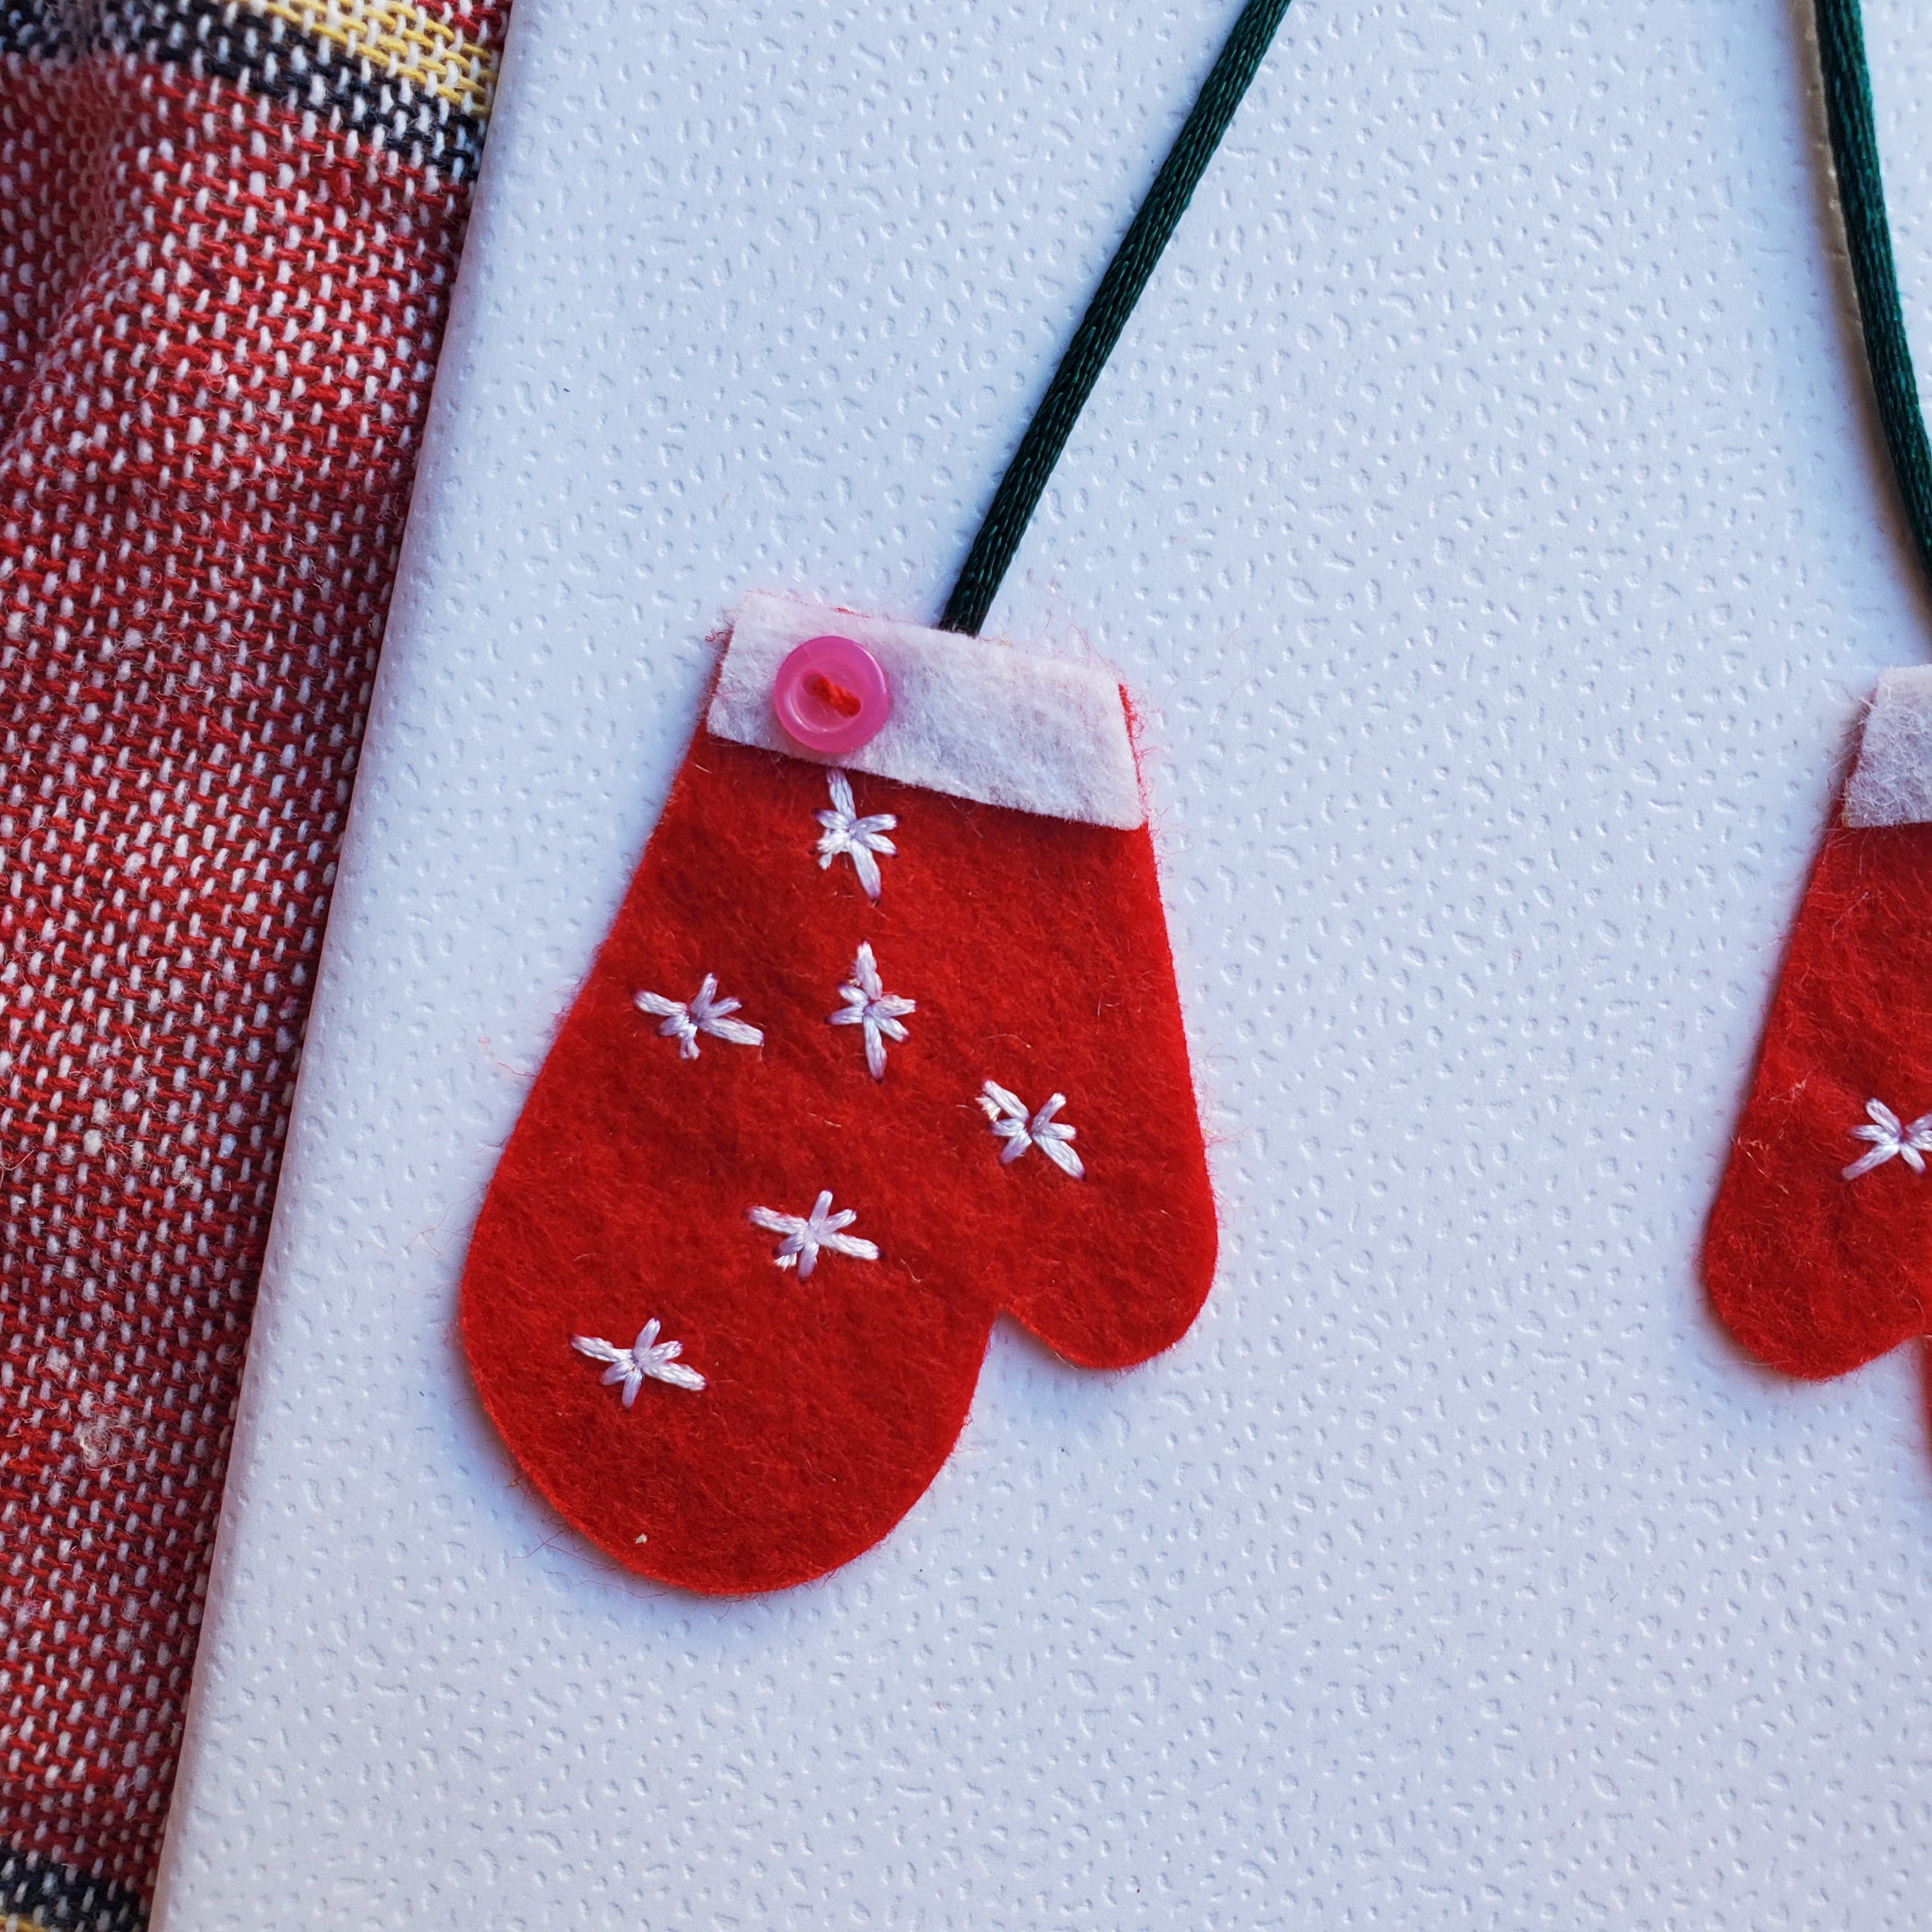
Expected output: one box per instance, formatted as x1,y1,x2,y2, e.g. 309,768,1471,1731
805,673,863,719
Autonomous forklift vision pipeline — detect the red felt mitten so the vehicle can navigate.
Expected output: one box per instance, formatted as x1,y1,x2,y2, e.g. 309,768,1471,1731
1707,668,1932,1381
459,596,1217,1593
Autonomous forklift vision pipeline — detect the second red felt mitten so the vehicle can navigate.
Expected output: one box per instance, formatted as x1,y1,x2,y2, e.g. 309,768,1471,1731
460,596,1216,1593
1707,669,1932,1380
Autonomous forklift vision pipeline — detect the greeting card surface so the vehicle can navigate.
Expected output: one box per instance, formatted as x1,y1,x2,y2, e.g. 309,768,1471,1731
154,0,1932,1926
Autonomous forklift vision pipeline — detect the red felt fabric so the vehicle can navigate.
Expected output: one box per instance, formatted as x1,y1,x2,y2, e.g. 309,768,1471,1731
1706,811,1932,1377
461,732,1218,1593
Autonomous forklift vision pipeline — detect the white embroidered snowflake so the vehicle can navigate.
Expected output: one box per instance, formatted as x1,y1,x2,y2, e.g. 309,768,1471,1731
634,973,763,1059
979,1080,1085,1179
1843,1097,1932,1180
814,769,898,900
747,1189,880,1278
829,942,916,1080
571,1319,707,1404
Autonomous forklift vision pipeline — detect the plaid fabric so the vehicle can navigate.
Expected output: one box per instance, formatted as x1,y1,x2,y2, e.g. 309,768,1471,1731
0,0,507,1915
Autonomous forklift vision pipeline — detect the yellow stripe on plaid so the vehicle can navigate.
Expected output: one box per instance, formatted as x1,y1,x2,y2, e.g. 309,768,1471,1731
245,0,497,117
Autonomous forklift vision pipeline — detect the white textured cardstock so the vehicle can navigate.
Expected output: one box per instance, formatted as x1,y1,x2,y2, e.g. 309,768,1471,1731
155,1,1932,1927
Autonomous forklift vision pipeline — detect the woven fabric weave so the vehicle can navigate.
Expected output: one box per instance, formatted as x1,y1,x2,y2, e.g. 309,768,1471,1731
0,0,507,1915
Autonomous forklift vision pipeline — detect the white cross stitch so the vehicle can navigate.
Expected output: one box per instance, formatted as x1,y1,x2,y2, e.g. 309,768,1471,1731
1843,1098,1932,1180
571,1319,707,1404
814,769,898,900
747,1190,880,1278
979,1080,1085,1179
634,973,763,1059
829,942,916,1080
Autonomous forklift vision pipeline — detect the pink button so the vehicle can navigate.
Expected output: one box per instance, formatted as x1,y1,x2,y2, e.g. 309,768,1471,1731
771,634,891,757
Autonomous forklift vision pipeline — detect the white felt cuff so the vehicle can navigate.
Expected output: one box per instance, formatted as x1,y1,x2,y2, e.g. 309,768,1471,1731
1844,667,1932,827
705,593,1144,829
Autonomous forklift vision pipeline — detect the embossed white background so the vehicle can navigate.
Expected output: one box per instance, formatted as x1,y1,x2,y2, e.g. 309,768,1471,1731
153,0,1932,1924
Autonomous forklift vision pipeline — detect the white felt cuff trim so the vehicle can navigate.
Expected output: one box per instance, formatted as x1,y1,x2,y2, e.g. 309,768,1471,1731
1844,667,1932,827
706,594,1145,829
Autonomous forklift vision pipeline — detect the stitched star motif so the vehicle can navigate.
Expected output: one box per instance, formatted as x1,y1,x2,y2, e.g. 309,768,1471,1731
634,973,763,1059
829,942,916,1080
979,1080,1085,1179
1843,1097,1932,1180
747,1190,880,1278
814,769,898,900
571,1319,707,1404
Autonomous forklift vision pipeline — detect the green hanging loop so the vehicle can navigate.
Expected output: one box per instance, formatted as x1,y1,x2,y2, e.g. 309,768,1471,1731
939,0,1296,637
1814,0,1932,596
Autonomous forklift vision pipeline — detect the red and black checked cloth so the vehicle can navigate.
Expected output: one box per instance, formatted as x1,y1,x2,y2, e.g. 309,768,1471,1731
1,0,508,1917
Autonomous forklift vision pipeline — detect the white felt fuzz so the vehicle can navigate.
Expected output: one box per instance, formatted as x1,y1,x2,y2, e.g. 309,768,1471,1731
707,594,1145,828
1843,666,1932,827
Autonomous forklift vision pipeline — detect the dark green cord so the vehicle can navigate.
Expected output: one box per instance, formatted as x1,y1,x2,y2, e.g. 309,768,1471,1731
1815,0,1932,592
939,0,1294,636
